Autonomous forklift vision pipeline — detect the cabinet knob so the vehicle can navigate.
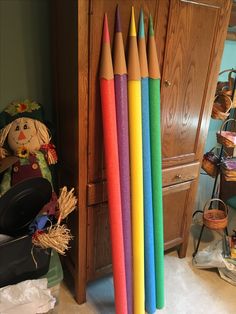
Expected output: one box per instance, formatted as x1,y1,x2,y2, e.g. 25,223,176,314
164,80,172,87
175,174,182,180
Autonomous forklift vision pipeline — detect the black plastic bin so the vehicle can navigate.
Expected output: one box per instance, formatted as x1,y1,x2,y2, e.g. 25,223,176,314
0,234,51,288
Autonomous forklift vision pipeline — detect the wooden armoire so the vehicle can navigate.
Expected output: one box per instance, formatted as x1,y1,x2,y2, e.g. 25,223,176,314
51,0,231,304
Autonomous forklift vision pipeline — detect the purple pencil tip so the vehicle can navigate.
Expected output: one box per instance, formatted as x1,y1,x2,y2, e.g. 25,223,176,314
115,5,122,32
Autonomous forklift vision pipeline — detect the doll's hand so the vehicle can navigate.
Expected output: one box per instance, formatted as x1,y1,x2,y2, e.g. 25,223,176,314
0,148,9,159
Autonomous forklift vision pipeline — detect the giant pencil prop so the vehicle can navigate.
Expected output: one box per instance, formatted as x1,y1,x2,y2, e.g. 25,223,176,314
127,7,145,314
148,15,164,309
113,7,133,314
138,10,156,314
99,14,128,314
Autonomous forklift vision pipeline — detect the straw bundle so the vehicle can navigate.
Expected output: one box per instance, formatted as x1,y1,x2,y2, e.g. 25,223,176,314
32,224,73,255
57,187,77,224
32,186,77,255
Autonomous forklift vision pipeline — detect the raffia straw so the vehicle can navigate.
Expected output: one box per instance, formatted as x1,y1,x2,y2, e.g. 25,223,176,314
47,150,56,165
57,187,77,224
32,225,73,255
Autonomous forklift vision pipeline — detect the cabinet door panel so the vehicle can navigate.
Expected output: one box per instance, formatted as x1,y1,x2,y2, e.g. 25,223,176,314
161,0,223,167
87,204,112,281
163,181,192,250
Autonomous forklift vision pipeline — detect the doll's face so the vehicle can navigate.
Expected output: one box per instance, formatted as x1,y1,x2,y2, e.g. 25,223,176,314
7,118,41,154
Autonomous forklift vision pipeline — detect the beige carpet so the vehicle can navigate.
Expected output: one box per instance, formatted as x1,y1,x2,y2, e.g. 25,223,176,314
55,211,236,314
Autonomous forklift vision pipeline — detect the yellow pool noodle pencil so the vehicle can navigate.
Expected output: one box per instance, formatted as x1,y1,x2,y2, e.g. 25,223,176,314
127,7,145,314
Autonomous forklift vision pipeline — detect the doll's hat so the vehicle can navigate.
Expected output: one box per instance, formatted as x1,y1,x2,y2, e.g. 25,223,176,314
0,100,44,130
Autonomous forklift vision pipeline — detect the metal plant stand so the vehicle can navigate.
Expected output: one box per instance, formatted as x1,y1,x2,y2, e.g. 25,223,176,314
193,70,236,257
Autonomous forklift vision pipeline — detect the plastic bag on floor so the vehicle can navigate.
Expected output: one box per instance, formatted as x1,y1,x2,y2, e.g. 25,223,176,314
0,278,56,314
192,239,225,268
219,256,236,285
218,267,236,285
193,239,236,286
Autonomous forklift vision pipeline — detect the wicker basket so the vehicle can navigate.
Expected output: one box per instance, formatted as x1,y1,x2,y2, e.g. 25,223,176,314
233,92,236,109
201,147,220,177
221,158,236,181
216,119,236,148
203,198,228,230
216,69,236,108
211,93,232,120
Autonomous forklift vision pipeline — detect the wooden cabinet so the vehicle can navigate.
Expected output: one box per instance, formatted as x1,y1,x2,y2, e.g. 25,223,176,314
162,161,199,255
86,204,111,281
51,0,231,304
160,0,231,256
163,181,195,250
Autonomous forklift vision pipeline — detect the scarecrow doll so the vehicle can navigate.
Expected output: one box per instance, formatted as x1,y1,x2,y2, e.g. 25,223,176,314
0,100,76,254
0,100,57,196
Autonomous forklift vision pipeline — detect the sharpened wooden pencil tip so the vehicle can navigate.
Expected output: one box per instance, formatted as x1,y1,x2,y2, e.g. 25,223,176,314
138,9,145,38
129,6,136,37
115,6,122,32
100,13,113,80
103,13,110,43
149,14,154,36
148,13,161,79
